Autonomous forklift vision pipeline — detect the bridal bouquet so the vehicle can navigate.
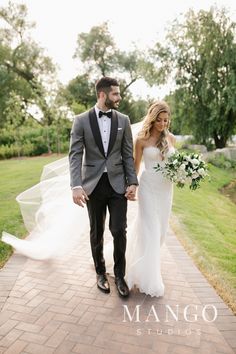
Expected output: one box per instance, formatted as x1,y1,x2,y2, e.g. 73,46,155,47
154,151,208,190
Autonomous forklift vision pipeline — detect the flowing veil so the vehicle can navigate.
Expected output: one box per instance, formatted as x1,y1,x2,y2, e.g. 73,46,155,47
1,122,142,261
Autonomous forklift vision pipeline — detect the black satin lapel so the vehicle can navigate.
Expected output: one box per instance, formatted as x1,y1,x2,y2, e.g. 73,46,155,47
89,108,105,157
107,110,118,156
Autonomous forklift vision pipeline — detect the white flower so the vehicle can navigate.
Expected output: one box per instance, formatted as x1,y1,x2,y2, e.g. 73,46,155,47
179,163,186,170
177,170,186,178
192,171,199,179
198,168,206,177
179,177,187,183
191,158,200,166
186,176,192,184
184,155,191,161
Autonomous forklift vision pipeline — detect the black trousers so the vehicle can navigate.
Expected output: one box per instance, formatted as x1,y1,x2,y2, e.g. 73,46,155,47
86,173,127,278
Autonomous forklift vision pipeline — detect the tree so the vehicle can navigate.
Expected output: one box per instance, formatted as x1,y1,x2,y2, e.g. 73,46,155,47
152,7,236,148
3,92,26,156
74,22,117,77
73,22,147,95
163,89,192,135
67,22,157,121
62,73,96,111
0,1,57,129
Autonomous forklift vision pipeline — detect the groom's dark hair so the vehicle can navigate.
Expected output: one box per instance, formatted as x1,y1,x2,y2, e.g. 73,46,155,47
95,77,119,97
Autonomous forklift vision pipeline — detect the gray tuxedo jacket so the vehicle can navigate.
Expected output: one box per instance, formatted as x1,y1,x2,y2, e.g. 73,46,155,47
69,107,138,195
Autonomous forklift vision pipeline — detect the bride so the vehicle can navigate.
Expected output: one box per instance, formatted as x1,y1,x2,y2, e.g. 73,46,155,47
1,100,175,298
126,100,175,297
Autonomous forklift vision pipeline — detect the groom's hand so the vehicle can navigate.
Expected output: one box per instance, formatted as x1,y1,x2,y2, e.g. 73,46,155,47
72,188,89,207
125,185,137,201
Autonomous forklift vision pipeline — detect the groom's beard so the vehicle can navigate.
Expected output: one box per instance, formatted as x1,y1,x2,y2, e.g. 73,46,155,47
105,97,120,110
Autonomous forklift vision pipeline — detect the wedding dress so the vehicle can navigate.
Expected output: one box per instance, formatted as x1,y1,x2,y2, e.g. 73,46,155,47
125,146,174,297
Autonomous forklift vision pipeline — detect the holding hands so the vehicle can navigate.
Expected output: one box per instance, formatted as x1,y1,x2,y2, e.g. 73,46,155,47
125,185,137,201
72,188,89,207
72,185,137,206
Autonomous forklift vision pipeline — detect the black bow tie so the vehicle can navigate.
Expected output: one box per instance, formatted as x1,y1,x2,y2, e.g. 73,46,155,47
98,110,112,118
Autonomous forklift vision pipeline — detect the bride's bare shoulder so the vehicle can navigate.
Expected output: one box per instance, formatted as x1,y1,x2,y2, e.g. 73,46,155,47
135,136,146,149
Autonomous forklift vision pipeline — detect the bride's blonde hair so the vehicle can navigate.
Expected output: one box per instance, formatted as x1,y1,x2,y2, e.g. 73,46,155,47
138,100,171,159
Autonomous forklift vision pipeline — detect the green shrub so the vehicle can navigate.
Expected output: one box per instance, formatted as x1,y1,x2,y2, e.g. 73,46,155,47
0,143,36,159
208,154,236,169
0,122,71,159
0,144,19,159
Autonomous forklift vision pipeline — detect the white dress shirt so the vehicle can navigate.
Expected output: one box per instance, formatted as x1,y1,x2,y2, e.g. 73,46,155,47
94,105,111,160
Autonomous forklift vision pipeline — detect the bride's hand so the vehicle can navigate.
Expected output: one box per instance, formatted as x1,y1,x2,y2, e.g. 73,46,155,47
125,185,137,201
127,195,137,201
72,188,89,207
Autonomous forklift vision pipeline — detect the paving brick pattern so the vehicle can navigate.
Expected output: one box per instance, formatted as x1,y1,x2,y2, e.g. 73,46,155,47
0,201,235,354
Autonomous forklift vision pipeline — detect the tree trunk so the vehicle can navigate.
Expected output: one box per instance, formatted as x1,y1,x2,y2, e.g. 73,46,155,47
56,122,61,154
46,126,52,154
213,131,227,149
121,78,137,95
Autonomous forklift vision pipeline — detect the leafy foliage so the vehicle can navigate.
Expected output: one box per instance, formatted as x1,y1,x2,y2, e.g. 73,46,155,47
153,7,236,148
69,22,160,121
0,1,57,130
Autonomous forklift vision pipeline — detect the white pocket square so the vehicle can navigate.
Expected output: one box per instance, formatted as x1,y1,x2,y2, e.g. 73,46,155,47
118,128,122,131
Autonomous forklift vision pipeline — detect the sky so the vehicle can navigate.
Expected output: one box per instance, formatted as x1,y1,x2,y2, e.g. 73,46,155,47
1,0,236,98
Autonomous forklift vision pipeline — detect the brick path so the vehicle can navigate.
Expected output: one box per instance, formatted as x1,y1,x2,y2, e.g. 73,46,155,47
0,201,235,354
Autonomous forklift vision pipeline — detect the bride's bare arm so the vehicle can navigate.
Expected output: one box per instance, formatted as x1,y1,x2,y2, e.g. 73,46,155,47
168,132,176,147
134,138,143,175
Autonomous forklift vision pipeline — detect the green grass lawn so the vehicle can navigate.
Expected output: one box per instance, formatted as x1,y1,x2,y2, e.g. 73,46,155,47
171,164,236,313
0,155,65,267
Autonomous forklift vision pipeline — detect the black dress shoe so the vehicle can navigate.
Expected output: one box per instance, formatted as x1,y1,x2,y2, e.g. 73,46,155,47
97,274,110,293
115,277,129,298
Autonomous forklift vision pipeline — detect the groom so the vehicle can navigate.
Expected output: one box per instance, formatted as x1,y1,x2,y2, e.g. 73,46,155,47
69,77,138,297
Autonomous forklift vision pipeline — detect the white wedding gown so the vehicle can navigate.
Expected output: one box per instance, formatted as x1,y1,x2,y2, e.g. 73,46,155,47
125,146,174,297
